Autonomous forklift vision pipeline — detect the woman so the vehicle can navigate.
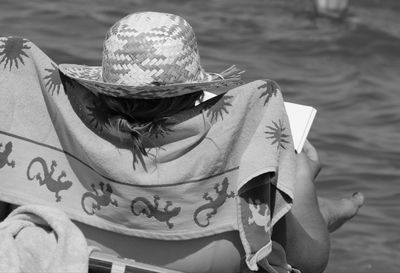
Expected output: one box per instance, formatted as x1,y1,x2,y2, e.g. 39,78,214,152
0,11,363,273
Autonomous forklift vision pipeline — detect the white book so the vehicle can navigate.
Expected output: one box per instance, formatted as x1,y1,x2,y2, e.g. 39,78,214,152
202,91,317,152
284,102,317,152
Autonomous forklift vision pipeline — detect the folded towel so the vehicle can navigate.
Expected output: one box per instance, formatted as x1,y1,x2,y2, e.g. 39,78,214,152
0,205,89,273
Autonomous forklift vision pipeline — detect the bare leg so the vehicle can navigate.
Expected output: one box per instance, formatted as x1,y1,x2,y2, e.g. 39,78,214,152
272,152,331,273
318,192,364,233
302,140,365,233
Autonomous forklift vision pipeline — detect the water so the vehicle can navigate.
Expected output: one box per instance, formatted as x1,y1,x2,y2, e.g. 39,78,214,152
1,0,399,272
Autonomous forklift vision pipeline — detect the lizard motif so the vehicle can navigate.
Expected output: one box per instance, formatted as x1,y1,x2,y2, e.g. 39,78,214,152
0,141,16,169
193,177,235,227
131,195,181,229
26,157,73,202
81,182,118,215
247,197,270,232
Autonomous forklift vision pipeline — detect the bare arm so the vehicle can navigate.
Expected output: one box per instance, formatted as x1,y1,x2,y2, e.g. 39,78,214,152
272,152,330,273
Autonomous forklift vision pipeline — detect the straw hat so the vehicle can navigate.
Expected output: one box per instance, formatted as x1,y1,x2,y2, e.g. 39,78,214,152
59,12,244,99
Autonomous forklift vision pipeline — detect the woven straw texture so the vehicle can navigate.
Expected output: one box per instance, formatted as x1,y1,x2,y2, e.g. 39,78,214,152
59,12,243,98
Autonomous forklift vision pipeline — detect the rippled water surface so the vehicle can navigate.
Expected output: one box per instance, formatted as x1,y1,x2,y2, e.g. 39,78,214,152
1,0,399,272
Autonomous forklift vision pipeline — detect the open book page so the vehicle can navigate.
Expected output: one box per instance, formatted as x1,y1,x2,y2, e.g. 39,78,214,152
202,91,317,152
284,102,317,152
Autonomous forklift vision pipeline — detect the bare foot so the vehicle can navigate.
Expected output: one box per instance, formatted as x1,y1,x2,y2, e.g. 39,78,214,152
318,192,365,233
302,141,365,232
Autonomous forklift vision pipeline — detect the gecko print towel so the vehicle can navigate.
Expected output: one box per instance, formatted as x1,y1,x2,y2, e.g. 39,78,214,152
0,37,296,271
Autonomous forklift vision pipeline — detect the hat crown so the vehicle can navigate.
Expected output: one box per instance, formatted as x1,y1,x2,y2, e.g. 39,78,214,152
101,12,206,86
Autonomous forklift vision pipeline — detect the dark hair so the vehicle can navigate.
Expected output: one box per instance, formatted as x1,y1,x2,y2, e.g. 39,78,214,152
98,91,203,155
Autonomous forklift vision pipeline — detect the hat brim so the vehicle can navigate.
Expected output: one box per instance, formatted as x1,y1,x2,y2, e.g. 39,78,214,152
59,64,243,99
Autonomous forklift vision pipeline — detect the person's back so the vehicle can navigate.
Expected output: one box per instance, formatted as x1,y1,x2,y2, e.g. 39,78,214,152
56,12,320,272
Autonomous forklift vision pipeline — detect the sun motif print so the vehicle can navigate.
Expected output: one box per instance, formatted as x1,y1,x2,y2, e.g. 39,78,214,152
0,37,31,71
206,95,233,122
265,119,290,150
44,63,62,95
258,81,279,105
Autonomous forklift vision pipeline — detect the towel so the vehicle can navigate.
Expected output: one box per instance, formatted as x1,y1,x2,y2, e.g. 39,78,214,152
0,36,296,271
0,204,89,273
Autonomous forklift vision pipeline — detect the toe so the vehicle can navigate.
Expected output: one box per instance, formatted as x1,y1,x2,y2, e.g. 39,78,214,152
351,192,365,207
340,192,365,219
